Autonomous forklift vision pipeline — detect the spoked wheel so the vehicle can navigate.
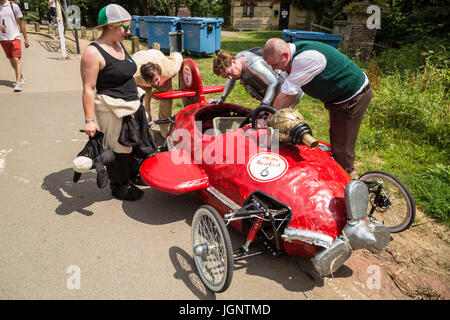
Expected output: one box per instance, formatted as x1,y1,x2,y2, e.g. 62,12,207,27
191,205,233,292
359,171,416,233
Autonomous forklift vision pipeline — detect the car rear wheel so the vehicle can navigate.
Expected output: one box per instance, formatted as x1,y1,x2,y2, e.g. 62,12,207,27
191,205,233,292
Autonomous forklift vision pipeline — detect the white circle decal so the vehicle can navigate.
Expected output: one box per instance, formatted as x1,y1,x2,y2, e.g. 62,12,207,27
183,65,192,88
247,152,288,183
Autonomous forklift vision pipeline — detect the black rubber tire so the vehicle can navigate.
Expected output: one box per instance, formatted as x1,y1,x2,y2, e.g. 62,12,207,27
359,171,416,233
191,205,234,292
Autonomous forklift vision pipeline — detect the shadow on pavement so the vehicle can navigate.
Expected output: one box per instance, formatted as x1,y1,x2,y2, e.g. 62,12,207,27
122,188,201,225
41,167,112,216
38,40,75,54
0,79,15,89
169,246,216,300
229,226,353,294
169,227,353,297
42,169,354,294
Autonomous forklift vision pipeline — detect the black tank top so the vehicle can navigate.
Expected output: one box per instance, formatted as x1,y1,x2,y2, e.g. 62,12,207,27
90,42,138,101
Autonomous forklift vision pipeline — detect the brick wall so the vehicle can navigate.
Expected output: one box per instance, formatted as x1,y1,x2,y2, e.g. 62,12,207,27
333,2,383,60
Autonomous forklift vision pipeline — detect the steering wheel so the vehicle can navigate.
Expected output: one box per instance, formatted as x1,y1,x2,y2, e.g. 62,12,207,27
238,111,253,128
250,105,277,129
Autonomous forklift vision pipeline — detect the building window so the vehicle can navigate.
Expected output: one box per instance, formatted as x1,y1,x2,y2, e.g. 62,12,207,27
243,3,248,17
249,3,255,17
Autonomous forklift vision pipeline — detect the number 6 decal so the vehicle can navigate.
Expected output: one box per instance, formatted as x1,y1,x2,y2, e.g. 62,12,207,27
247,152,288,183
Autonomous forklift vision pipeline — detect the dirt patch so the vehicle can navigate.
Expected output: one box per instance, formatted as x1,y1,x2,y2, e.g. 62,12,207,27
344,209,449,299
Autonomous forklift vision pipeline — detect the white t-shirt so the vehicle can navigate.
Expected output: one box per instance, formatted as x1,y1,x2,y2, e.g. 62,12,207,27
281,43,368,103
0,1,23,41
49,1,56,8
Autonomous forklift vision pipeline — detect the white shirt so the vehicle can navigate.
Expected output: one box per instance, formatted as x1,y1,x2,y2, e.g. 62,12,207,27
281,43,327,96
281,43,368,103
49,1,56,8
0,1,22,41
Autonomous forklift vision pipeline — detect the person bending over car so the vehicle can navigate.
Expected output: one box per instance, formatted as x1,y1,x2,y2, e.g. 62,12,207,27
211,48,304,108
263,38,372,175
132,49,182,138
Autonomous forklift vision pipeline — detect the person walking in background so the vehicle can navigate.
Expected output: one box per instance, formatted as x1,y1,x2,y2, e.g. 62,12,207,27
263,38,371,176
48,0,57,26
0,0,29,92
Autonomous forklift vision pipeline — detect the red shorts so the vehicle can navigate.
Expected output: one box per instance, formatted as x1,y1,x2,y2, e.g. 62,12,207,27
1,39,22,58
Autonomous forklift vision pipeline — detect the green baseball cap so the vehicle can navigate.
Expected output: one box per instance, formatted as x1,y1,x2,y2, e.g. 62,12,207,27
95,4,131,28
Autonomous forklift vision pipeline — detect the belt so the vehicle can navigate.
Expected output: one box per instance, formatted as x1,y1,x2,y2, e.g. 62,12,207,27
328,83,371,106
360,83,371,94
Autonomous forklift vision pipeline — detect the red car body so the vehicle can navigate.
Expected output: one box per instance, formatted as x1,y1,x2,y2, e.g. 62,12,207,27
140,59,352,259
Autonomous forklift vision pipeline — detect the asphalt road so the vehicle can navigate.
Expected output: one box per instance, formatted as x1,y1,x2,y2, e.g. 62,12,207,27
0,31,396,300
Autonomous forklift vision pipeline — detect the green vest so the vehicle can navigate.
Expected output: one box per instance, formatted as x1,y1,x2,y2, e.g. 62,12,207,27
291,41,366,103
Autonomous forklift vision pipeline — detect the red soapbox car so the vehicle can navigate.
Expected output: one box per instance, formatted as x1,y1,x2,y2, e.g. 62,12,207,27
139,59,416,292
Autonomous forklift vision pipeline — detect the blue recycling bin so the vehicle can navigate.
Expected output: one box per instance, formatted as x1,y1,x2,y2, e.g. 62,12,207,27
146,16,180,51
138,16,148,39
198,18,223,52
208,18,224,52
282,29,342,48
179,17,219,55
130,15,140,38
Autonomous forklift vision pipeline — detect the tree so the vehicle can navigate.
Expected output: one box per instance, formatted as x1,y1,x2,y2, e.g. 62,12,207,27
376,0,450,46
292,0,449,46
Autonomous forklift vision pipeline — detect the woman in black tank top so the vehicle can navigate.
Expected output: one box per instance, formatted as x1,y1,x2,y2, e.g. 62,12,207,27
80,4,143,201
90,41,138,102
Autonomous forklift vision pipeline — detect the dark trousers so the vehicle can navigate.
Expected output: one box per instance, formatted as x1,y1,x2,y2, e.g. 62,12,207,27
106,152,131,190
324,85,372,173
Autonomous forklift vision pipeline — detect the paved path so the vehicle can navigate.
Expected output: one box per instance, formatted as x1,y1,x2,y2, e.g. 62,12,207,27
221,31,252,38
0,30,405,300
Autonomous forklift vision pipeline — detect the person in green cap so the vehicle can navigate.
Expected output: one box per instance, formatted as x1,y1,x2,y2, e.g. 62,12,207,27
80,4,144,201
263,38,372,176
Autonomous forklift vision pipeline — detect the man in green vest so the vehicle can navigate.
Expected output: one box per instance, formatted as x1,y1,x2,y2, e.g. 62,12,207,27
263,38,372,176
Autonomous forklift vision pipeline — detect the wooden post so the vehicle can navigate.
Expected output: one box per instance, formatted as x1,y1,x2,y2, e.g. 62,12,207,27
92,28,98,41
33,22,40,32
152,42,160,50
131,36,139,53
81,26,86,39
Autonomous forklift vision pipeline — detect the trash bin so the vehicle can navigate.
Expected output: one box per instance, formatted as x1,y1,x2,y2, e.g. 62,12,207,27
146,16,180,52
138,16,147,39
208,18,224,52
282,29,342,48
179,17,217,55
130,15,140,38
169,30,184,53
281,29,298,43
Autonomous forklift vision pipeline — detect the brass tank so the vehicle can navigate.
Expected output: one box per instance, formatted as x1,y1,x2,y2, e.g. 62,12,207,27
269,108,318,148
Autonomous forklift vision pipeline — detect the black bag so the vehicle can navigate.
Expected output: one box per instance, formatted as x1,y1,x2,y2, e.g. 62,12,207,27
73,131,115,188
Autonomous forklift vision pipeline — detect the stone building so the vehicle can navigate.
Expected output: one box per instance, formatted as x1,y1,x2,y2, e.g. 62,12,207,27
231,0,316,31
229,0,386,60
